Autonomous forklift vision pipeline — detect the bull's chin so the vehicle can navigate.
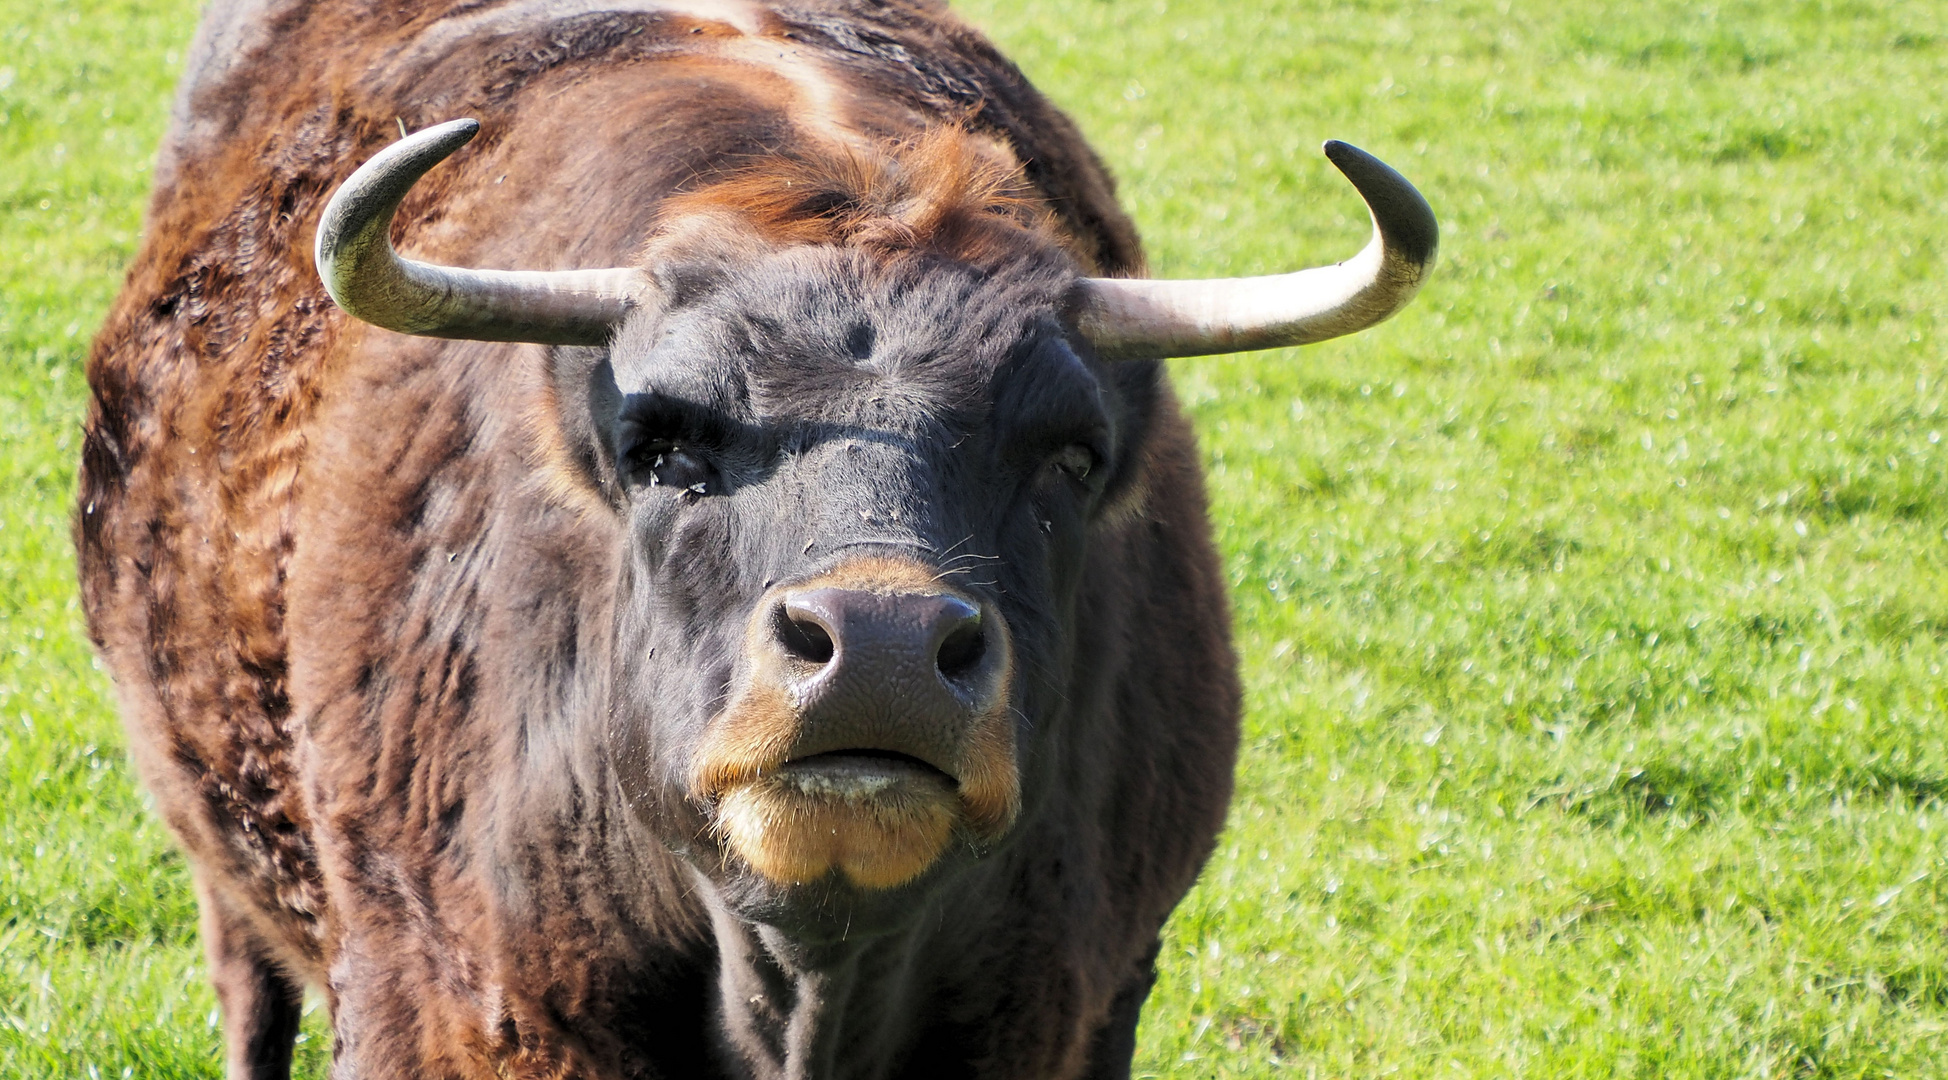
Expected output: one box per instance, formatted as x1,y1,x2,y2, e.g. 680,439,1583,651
712,754,962,891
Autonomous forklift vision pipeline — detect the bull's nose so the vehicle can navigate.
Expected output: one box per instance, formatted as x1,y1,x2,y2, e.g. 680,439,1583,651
775,587,990,700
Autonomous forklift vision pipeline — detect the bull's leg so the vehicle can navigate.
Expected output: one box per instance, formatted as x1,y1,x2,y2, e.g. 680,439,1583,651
1080,941,1161,1080
198,879,305,1080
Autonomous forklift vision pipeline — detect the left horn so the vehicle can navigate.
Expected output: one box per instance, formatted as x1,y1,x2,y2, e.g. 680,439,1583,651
1074,141,1437,361
315,118,651,345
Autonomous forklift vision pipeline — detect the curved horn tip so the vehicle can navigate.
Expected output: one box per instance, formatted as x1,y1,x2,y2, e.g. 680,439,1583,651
1320,140,1439,269
407,116,482,154
316,118,484,283
354,118,483,194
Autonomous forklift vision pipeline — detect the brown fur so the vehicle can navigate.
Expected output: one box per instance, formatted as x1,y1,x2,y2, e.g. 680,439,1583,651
78,2,1234,1078
652,126,1084,266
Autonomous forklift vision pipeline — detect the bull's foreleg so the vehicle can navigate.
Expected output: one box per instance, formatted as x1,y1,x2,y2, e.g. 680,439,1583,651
1079,940,1161,1080
198,878,305,1080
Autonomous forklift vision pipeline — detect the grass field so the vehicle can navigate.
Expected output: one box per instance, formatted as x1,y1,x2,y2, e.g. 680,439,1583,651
3,0,1946,1075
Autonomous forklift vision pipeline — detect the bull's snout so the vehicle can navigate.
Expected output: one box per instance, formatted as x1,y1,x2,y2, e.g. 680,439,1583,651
695,558,1020,891
768,587,999,766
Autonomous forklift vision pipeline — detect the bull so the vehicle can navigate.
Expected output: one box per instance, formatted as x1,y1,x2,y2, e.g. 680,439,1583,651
76,1,1436,1077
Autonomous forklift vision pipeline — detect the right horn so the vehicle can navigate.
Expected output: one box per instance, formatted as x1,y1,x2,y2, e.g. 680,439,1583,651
1074,141,1438,361
315,118,652,346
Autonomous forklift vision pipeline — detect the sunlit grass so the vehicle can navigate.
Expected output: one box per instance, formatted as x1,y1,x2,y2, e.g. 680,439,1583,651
3,0,1945,1075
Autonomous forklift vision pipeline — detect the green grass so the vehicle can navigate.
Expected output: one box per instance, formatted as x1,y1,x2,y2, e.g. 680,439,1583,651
3,0,1945,1075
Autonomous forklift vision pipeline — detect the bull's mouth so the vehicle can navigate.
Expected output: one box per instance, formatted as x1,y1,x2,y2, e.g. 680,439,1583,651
774,749,956,796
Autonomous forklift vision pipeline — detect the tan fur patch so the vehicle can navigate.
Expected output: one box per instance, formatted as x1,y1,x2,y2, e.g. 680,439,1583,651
691,679,803,797
803,554,971,595
953,691,1021,841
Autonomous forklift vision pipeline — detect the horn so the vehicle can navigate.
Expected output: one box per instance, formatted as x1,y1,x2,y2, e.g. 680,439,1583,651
315,118,651,345
1075,141,1438,361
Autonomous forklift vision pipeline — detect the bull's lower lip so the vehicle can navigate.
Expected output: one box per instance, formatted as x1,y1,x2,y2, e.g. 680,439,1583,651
773,750,955,799
713,750,964,891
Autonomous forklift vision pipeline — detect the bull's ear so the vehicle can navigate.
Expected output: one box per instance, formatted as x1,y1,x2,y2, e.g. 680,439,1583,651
546,344,627,507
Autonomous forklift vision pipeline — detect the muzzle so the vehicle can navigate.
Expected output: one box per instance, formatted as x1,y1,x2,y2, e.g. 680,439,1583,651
691,556,1018,889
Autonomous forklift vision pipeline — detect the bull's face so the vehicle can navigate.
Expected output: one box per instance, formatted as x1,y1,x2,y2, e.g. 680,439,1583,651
579,245,1150,927
312,117,1434,931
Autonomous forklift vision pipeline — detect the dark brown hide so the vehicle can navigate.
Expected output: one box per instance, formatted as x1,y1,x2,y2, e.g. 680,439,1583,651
77,2,1238,1077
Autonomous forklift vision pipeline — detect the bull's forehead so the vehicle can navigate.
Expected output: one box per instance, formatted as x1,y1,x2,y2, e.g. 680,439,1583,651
611,245,1078,431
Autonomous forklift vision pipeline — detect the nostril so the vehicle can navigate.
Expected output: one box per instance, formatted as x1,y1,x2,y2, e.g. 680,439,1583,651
774,605,835,664
935,618,986,680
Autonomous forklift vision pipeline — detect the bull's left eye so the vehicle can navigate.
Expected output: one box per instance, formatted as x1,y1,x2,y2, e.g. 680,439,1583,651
1050,443,1097,482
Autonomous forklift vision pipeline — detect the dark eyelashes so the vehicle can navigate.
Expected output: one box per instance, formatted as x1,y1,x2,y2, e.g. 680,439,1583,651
617,396,733,451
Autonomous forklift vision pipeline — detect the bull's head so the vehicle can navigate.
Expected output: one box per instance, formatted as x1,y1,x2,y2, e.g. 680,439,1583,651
313,119,1436,932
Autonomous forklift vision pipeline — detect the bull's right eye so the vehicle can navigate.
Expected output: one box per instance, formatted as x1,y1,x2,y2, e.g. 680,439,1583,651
626,442,719,495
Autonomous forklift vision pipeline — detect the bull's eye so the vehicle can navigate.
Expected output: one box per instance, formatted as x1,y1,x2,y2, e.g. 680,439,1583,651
1050,443,1097,482
629,442,718,495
